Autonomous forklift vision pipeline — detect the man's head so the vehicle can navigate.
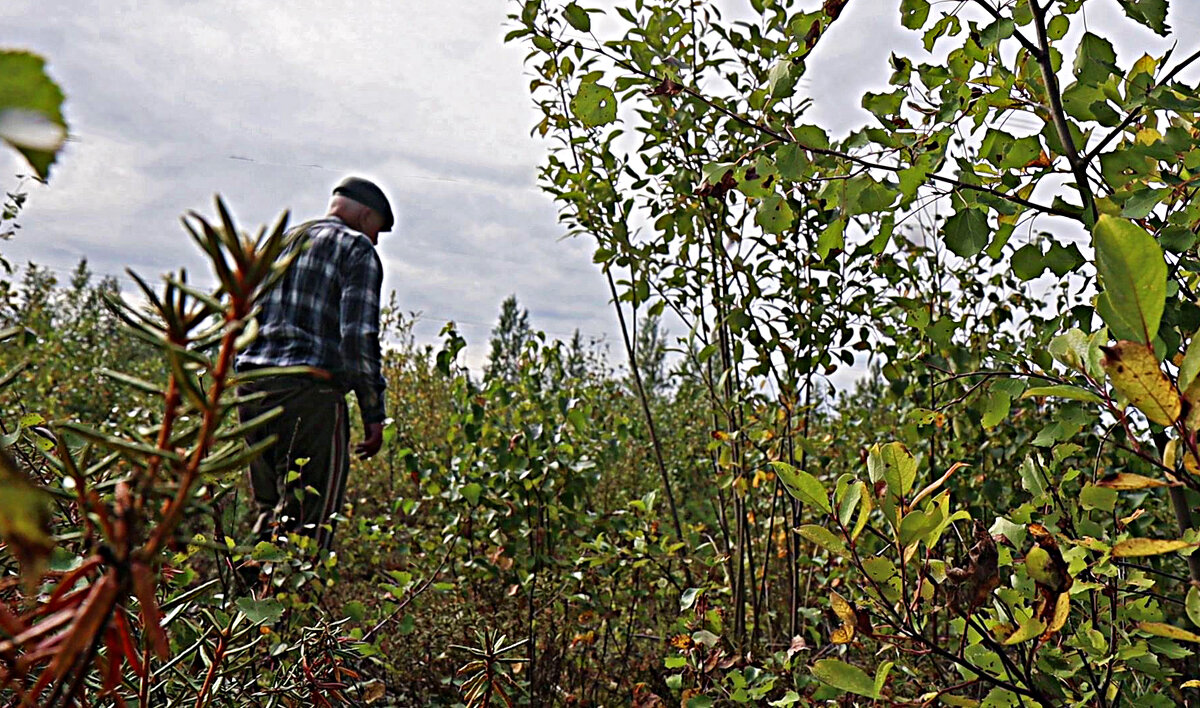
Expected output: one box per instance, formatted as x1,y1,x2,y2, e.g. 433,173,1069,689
328,176,394,244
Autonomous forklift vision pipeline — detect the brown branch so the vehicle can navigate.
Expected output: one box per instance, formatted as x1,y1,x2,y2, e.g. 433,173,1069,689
1030,0,1097,221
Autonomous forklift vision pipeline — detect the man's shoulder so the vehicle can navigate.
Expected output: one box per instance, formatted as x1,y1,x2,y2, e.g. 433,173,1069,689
293,220,376,256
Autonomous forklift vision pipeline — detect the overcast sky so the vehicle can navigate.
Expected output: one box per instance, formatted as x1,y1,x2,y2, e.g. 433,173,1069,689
1,1,1196,377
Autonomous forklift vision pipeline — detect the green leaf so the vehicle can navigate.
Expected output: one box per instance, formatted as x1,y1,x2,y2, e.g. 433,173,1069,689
570,81,617,127
251,541,287,562
0,51,68,180
1020,385,1103,405
811,658,878,699
1179,335,1200,392
979,18,1015,47
563,3,591,31
837,480,864,527
981,129,1041,170
982,389,1012,429
1187,586,1200,629
899,509,937,547
775,144,810,180
1047,15,1070,40
771,461,831,514
797,524,847,557
757,194,795,235
862,556,896,582
1080,483,1117,512
461,482,482,506
1044,242,1085,276
1049,328,1089,371
873,661,894,699
868,442,917,497
1117,0,1170,35
843,175,897,215
943,208,989,258
397,613,415,635
1093,215,1167,344
816,218,844,258
681,587,704,611
1012,244,1045,280
1074,33,1119,84
862,90,904,122
1121,187,1170,219
1019,456,1047,498
899,0,930,30
0,447,53,581
236,597,286,625
344,600,367,622
923,14,961,52
1004,615,1047,645
767,59,800,100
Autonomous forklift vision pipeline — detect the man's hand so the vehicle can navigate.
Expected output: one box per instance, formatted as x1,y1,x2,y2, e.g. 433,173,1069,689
355,422,385,460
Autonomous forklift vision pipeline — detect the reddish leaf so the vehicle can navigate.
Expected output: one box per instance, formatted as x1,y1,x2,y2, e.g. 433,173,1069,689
131,562,168,659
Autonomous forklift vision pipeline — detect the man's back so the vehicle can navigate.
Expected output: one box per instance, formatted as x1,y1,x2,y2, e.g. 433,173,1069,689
237,217,386,424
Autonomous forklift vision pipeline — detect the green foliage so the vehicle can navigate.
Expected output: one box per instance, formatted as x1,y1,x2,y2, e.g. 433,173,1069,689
6,1,1200,704
508,0,1200,703
484,293,532,382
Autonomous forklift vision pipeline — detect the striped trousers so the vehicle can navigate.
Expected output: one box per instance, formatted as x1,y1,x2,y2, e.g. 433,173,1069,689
237,375,350,552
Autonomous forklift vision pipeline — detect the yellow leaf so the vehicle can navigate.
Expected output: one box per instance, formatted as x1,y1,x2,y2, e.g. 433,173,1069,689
831,591,855,624
1096,472,1168,490
1164,439,1179,469
1186,449,1200,477
1112,538,1196,557
831,623,855,644
1138,622,1200,643
991,622,1015,642
1135,126,1162,145
1183,377,1200,432
939,696,981,707
1004,616,1047,645
1042,592,1071,638
1102,341,1180,425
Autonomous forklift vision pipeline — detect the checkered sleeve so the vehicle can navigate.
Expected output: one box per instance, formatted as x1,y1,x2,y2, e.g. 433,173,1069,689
339,240,387,426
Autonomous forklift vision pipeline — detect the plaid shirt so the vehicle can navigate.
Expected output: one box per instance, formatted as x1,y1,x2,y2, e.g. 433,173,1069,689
237,217,387,425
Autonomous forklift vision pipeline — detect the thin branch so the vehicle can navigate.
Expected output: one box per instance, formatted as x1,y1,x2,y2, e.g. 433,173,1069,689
1030,0,1097,221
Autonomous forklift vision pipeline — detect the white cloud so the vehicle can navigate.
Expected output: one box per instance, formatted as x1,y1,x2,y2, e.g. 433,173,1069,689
1,0,1197,380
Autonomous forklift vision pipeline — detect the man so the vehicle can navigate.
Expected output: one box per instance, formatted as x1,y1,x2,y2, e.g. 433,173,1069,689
235,176,392,551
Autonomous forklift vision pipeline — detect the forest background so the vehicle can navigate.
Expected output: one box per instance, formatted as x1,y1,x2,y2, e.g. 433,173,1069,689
3,0,1200,706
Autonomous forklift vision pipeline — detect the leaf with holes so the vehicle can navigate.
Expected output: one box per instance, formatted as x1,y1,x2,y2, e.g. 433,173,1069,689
570,82,617,128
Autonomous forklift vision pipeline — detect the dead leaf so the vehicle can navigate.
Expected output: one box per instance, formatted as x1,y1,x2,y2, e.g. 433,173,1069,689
946,521,1000,613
